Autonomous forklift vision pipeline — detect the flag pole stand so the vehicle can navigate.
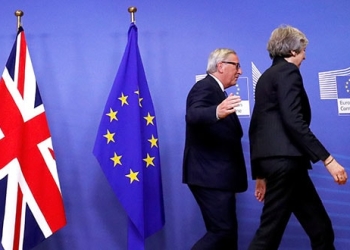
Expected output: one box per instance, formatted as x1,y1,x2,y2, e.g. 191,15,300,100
128,6,137,23
15,10,24,30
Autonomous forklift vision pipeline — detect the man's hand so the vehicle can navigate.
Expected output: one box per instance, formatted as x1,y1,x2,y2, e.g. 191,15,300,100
217,93,241,119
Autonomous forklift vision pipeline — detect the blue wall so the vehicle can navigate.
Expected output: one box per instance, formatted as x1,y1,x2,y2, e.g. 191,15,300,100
0,1,349,249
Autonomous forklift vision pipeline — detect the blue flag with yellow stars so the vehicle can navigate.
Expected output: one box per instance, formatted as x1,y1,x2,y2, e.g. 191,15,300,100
336,75,350,98
93,23,165,250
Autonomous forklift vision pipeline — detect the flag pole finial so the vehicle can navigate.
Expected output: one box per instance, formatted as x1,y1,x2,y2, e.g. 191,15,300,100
15,10,24,30
128,7,137,23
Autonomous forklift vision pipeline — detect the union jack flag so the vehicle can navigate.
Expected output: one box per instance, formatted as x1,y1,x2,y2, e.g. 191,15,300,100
0,27,66,250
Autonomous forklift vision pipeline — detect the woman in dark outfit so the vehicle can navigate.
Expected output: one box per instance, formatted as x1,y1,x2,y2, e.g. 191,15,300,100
248,25,347,250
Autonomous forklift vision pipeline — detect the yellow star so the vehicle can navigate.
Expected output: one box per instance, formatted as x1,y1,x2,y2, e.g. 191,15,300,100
148,134,158,148
103,130,115,144
143,153,155,167
110,152,122,167
144,112,155,125
118,92,129,106
134,90,143,107
138,97,143,107
106,108,118,122
125,169,139,183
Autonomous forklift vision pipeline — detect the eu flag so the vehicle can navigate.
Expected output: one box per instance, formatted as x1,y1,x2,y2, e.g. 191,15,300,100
336,75,350,98
230,77,249,100
93,23,165,250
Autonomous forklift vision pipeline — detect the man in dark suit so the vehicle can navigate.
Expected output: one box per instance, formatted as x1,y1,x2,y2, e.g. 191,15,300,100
183,48,248,250
248,25,347,250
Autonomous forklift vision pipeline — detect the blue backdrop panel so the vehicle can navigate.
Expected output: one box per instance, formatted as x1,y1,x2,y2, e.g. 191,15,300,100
0,0,349,249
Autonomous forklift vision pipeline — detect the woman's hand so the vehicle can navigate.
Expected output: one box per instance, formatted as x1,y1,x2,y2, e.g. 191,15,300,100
255,178,266,202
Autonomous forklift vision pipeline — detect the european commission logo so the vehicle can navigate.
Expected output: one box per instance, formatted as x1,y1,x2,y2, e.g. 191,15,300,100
318,67,350,115
195,74,250,117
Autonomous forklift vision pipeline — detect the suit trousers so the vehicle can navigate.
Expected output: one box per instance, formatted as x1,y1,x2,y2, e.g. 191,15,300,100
248,157,335,250
189,185,238,250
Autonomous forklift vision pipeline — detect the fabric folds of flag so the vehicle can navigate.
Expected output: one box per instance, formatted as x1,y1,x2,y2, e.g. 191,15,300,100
0,27,66,250
93,23,165,250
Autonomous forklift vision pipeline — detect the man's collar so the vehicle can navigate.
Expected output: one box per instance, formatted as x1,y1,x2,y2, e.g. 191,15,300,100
209,74,224,91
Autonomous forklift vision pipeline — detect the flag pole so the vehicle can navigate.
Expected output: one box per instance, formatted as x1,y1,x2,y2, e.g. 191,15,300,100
15,10,24,30
128,6,137,23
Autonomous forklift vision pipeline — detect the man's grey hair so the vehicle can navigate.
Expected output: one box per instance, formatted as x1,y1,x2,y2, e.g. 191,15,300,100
206,48,237,74
267,25,309,59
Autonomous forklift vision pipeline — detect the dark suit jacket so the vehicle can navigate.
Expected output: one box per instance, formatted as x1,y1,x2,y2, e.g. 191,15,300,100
249,57,329,179
182,75,248,192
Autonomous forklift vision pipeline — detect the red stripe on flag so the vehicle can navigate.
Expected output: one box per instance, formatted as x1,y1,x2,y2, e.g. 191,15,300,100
13,187,23,250
17,32,26,98
0,78,23,168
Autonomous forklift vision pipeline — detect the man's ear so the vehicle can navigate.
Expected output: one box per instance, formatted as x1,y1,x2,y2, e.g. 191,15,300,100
216,62,224,73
